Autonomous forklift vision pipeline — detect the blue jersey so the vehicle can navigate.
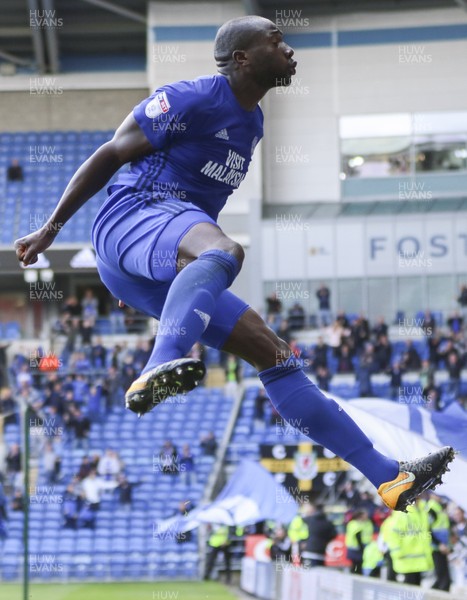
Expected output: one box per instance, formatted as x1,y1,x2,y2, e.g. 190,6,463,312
115,74,264,221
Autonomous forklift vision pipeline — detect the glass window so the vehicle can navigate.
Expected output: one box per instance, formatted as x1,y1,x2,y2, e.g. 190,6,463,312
427,275,456,315
339,111,467,178
368,278,395,323
336,279,364,316
397,277,424,318
341,137,411,178
414,135,467,172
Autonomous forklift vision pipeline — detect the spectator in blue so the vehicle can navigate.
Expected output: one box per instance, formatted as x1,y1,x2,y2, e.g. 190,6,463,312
87,384,104,422
90,337,107,369
72,374,89,399
72,352,92,372
81,288,99,324
63,483,80,529
109,296,126,334
316,283,331,327
77,502,97,529
447,312,463,335
180,444,197,487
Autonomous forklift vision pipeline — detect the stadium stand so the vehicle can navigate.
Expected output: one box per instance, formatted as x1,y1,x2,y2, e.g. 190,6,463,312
0,131,114,244
1,342,233,581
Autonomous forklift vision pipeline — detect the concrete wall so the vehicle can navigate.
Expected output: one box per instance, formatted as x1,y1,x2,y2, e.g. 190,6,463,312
0,88,148,132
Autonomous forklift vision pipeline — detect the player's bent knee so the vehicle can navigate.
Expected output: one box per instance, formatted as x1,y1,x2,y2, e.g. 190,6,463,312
252,331,291,372
216,238,245,269
269,338,293,369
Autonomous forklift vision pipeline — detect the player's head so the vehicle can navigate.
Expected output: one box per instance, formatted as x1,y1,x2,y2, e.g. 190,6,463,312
214,16,296,88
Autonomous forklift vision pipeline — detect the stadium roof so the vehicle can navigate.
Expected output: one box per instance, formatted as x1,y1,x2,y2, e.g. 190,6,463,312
0,0,464,75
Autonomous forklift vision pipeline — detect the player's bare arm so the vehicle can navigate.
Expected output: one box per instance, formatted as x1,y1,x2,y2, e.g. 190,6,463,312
14,113,153,266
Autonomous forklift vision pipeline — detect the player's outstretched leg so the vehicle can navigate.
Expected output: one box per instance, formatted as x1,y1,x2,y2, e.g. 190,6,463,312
220,307,456,512
125,223,244,416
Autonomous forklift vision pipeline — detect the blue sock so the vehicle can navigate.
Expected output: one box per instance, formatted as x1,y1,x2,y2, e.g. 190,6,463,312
143,249,240,372
259,363,399,488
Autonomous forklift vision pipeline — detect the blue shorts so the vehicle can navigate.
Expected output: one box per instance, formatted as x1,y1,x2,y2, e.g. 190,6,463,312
91,185,249,349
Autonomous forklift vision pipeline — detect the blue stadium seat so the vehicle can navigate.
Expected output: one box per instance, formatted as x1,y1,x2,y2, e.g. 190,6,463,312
1,555,20,580
73,554,93,579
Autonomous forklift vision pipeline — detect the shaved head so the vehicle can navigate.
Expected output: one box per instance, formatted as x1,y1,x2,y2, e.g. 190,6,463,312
213,15,295,96
214,15,277,71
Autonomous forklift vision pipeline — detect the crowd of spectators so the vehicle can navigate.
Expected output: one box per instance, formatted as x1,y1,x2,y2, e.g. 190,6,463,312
53,290,149,353
155,432,218,487
263,286,467,410
0,313,204,531
261,480,466,591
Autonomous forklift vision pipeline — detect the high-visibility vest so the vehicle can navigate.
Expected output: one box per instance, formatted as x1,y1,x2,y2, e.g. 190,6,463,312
381,505,433,574
362,540,384,574
226,363,237,382
288,516,308,543
208,525,229,548
427,499,450,547
345,519,373,551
